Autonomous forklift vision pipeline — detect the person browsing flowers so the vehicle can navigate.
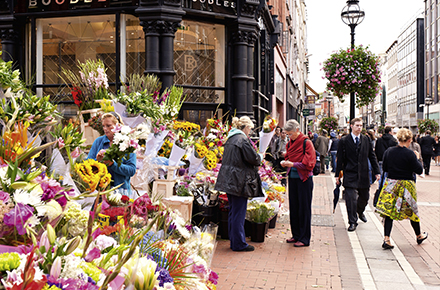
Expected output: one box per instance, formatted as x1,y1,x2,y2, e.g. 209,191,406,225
214,116,264,252
87,112,136,195
281,119,316,247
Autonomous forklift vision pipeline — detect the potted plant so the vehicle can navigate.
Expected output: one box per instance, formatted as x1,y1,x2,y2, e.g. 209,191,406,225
246,201,275,242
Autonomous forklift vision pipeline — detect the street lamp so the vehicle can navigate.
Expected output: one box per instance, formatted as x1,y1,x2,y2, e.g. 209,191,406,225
425,94,433,119
326,94,333,117
341,0,365,121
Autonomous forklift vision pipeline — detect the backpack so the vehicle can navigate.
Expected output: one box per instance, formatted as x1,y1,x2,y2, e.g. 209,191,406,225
303,139,320,176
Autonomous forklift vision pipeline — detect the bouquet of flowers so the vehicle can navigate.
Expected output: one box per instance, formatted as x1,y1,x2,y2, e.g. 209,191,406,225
158,138,173,159
174,176,193,197
0,52,22,92
0,163,74,245
246,200,275,223
74,159,112,192
50,122,85,165
203,150,218,171
103,124,139,167
259,115,278,153
87,113,105,135
61,59,109,110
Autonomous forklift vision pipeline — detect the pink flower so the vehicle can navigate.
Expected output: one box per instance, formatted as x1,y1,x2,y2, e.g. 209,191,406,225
85,247,101,262
57,137,65,149
112,124,122,133
71,147,80,158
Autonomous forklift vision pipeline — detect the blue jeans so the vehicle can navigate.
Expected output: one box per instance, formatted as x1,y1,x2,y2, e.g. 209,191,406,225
227,194,249,251
330,151,337,172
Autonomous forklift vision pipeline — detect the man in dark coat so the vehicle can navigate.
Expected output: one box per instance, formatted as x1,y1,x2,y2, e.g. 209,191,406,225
419,130,435,175
314,129,329,173
375,126,398,172
335,118,380,231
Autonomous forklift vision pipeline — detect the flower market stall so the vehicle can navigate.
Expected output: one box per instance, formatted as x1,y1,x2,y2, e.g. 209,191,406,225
0,58,286,290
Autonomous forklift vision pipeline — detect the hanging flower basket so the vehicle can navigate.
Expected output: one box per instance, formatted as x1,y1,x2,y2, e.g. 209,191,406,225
417,119,439,134
323,45,381,107
320,116,338,133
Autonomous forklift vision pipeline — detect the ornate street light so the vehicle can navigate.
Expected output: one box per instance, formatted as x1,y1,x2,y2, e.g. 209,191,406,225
425,94,433,119
341,0,365,121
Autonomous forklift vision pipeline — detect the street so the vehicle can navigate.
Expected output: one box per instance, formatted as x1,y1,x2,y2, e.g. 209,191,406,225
212,161,440,289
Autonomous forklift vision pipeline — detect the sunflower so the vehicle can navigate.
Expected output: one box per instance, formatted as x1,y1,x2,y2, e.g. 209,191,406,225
75,159,111,191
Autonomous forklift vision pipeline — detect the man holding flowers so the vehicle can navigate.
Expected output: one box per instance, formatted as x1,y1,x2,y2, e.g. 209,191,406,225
87,112,136,195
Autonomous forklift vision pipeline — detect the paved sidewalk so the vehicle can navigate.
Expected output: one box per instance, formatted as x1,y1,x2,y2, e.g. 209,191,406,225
211,161,440,289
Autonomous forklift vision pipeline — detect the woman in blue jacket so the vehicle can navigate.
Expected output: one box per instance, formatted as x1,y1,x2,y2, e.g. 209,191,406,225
87,112,136,195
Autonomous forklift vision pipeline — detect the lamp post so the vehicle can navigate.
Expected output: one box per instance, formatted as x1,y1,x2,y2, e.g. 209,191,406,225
326,94,333,117
341,0,365,121
425,95,433,119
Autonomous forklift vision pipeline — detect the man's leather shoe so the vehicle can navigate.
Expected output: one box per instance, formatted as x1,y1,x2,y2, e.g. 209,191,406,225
235,245,255,252
359,213,367,223
348,224,357,231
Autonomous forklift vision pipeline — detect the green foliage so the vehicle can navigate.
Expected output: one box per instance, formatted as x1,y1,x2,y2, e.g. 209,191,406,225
417,119,439,134
246,201,275,223
323,45,381,107
320,116,338,133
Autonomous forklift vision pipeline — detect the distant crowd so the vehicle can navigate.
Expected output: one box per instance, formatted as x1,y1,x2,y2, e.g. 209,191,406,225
267,125,440,178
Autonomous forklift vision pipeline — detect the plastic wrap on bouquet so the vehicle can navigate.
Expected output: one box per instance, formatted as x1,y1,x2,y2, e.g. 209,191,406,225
131,154,156,192
188,151,204,176
143,130,169,158
184,223,218,267
112,101,146,128
259,130,275,153
51,149,81,197
168,143,186,166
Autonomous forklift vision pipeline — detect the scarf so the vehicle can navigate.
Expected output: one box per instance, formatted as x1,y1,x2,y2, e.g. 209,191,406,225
285,132,316,181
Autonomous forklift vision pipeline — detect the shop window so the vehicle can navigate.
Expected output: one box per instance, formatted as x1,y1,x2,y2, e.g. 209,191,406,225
173,20,225,104
36,15,116,99
124,15,145,79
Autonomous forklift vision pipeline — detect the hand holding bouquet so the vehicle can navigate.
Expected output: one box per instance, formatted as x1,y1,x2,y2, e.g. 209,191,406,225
259,115,278,153
103,124,139,167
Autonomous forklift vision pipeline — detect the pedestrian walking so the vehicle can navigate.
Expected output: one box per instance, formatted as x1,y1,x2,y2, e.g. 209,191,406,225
215,116,264,252
375,126,398,173
433,135,440,166
375,128,428,249
281,119,316,247
314,130,329,174
419,130,435,175
328,131,339,173
335,118,380,232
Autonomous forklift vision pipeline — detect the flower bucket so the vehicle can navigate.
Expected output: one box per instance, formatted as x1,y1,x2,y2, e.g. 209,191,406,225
192,201,218,226
250,221,268,243
218,210,229,240
244,219,251,238
268,214,277,229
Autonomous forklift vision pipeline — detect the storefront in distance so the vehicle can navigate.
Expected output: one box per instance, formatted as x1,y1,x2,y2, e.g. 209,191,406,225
0,0,279,126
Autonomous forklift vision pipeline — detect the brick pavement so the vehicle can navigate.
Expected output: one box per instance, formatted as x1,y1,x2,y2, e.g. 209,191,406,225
211,174,343,290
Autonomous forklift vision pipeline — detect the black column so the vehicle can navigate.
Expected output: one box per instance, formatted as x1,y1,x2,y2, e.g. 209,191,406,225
136,0,184,89
247,32,257,116
231,31,250,117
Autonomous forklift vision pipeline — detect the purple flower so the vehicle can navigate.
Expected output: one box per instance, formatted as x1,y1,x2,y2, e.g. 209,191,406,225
4,203,34,235
0,191,10,203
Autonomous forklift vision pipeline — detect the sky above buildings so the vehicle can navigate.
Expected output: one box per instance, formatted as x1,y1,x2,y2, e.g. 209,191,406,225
307,0,425,94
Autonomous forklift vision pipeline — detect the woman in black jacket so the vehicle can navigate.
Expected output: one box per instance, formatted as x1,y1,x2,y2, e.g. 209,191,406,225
215,116,264,252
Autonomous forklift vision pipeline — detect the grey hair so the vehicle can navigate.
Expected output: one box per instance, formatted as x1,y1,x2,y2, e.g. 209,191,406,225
284,119,300,132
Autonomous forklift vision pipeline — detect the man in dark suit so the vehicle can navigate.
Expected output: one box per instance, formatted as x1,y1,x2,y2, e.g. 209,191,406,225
335,118,380,231
419,130,435,175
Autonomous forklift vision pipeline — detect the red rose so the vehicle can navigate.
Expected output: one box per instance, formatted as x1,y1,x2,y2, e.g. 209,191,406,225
121,195,129,203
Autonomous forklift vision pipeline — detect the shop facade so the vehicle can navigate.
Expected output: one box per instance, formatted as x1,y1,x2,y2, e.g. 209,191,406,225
0,0,281,126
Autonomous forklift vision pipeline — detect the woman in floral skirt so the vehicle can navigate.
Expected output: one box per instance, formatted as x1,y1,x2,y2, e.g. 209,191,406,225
376,128,428,249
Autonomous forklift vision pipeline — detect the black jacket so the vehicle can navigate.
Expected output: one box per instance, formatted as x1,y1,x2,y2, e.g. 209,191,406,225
214,133,264,198
419,135,435,156
335,134,380,189
375,133,397,161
